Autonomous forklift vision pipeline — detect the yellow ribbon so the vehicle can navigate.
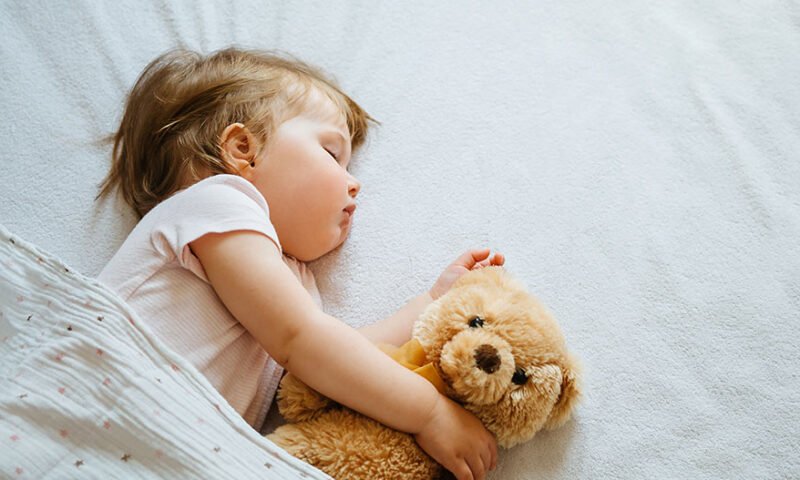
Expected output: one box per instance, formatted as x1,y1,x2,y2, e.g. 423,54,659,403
377,338,447,394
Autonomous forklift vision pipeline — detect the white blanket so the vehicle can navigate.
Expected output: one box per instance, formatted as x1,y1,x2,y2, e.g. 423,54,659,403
0,224,329,479
1,1,798,478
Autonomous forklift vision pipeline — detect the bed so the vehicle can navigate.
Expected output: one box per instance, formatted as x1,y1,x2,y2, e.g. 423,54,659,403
1,1,798,478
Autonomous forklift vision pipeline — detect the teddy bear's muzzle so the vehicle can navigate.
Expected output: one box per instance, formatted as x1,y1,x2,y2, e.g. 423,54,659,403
439,330,516,406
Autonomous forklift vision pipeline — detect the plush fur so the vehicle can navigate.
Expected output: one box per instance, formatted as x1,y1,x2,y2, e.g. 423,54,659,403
267,266,582,479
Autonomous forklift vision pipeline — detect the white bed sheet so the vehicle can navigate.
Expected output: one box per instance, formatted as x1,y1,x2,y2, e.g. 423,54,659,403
1,1,798,478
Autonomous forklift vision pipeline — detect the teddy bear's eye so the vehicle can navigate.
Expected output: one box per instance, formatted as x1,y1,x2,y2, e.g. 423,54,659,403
468,316,485,328
512,367,528,385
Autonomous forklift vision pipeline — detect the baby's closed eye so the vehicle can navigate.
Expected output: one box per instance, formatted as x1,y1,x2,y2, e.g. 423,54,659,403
323,147,338,160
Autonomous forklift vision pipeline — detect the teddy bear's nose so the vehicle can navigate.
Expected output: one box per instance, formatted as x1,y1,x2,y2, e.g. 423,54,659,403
474,344,501,374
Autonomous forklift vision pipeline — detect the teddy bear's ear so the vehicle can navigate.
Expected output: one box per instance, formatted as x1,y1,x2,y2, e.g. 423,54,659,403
543,355,582,430
453,265,512,290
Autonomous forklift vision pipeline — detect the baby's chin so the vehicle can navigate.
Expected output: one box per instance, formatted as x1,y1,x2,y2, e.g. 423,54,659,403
314,224,350,259
338,215,353,235
335,226,351,249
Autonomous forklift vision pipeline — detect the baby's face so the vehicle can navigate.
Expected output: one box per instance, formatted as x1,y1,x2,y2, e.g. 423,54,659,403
250,90,360,262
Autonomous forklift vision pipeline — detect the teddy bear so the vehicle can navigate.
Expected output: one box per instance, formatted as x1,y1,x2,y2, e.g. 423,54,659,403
266,266,582,479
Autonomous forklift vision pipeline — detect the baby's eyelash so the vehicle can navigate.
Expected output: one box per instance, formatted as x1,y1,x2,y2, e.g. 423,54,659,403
324,148,338,161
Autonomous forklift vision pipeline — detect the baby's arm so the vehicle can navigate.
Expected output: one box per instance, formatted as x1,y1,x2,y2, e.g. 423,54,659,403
356,292,433,346
190,231,438,433
191,231,496,480
357,248,505,346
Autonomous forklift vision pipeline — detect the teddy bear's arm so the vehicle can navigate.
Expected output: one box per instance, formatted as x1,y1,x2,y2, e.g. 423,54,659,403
276,371,336,423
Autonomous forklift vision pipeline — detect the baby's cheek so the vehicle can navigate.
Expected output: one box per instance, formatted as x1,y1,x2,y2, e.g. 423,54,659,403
319,171,346,208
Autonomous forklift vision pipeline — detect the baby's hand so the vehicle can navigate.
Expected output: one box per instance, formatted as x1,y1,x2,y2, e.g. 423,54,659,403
429,248,505,301
414,394,497,480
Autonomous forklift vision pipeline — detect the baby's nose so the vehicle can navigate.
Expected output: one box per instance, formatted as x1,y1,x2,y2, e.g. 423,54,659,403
348,174,361,198
474,344,501,374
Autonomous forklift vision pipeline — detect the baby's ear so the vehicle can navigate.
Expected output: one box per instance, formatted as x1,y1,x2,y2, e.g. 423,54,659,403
543,354,582,430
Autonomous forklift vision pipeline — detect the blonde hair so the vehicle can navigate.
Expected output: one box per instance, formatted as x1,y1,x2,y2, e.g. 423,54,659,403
96,47,378,219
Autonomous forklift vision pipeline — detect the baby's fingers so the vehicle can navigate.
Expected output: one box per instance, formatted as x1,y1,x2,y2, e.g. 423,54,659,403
479,445,493,475
465,452,487,480
472,252,504,270
459,248,491,267
491,252,505,266
449,460,474,480
488,433,498,470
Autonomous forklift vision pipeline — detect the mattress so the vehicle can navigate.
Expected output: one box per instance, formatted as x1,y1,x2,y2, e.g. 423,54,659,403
1,1,798,478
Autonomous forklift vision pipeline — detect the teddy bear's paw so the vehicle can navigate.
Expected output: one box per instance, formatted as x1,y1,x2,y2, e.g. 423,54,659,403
276,371,334,423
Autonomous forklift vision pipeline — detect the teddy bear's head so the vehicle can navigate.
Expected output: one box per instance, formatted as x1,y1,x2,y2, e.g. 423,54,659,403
412,266,581,448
